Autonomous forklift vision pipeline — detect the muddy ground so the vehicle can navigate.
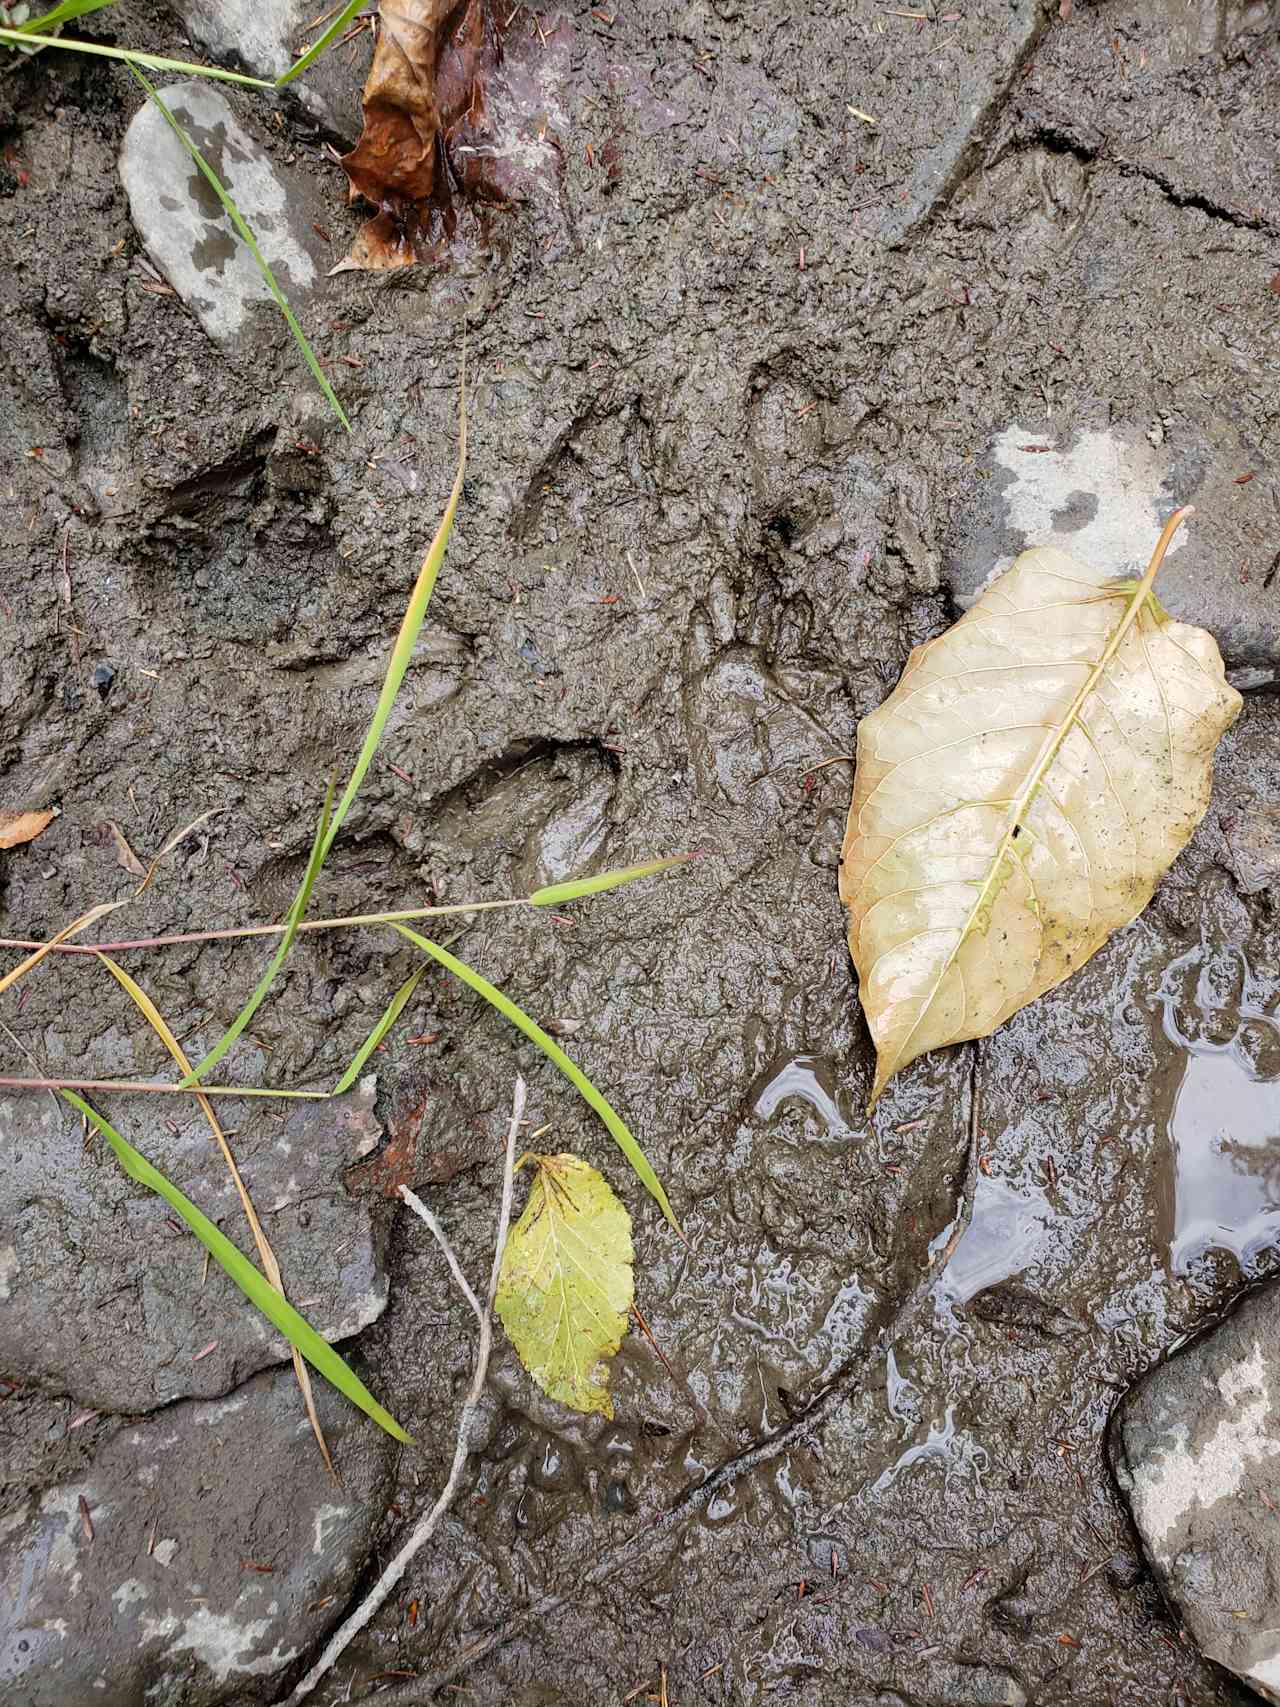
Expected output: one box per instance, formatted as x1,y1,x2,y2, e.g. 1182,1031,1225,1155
1,0,1279,1702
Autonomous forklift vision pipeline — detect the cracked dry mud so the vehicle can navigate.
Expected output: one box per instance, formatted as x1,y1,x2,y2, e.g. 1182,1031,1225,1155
1,0,1279,1703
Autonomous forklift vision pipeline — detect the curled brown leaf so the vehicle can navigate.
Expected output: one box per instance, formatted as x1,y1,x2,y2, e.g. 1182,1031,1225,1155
0,808,55,850
337,0,503,271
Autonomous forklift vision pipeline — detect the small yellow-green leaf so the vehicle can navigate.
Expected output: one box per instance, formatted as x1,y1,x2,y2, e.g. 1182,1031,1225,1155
496,1154,633,1419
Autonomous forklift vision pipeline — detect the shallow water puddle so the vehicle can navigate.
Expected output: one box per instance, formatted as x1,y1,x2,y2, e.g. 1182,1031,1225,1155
936,1175,1059,1308
1159,954,1280,1274
752,1053,852,1138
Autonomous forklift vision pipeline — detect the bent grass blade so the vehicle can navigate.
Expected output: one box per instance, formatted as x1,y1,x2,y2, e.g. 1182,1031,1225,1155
0,28,275,84
321,363,467,860
62,1092,412,1442
96,953,337,1475
12,0,122,33
529,855,694,908
179,782,334,1089
331,966,426,1096
393,926,680,1233
275,0,366,86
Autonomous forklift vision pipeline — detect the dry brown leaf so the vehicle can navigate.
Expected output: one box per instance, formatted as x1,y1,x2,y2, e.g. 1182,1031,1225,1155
0,808,55,849
105,821,147,878
337,0,500,271
840,516,1240,1106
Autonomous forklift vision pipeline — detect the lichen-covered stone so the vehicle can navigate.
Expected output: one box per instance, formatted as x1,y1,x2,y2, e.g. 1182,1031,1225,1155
0,1078,388,1413
1111,1283,1280,1704
945,422,1280,671
170,0,369,142
119,81,332,347
0,1366,397,1705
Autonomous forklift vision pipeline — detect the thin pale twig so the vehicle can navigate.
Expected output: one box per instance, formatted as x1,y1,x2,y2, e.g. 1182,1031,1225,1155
287,1078,527,1704
0,897,521,958
398,1188,484,1329
0,1019,62,1124
0,902,123,1000
0,1075,331,1098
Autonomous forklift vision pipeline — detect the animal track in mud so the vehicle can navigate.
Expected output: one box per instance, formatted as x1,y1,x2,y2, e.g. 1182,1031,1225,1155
423,736,622,894
49,337,130,514
506,392,659,546
136,432,353,646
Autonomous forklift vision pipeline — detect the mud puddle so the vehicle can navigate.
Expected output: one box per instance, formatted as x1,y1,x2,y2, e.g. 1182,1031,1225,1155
1158,945,1280,1279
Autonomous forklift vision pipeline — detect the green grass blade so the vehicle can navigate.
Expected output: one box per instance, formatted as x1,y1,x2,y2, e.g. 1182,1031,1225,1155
331,966,426,1096
529,855,694,908
275,0,366,87
14,0,121,33
62,1091,412,1443
127,66,350,432
321,369,467,860
393,926,679,1231
0,29,275,84
180,782,334,1087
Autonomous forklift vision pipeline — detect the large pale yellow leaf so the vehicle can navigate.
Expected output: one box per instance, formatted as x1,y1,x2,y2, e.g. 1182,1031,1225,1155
840,521,1241,1106
496,1154,633,1419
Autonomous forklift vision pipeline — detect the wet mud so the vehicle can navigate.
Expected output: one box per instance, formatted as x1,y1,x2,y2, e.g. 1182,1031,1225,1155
1,0,1279,1702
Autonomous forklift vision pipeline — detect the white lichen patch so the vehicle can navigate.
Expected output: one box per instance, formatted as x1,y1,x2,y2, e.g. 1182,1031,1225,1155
119,81,320,345
967,425,1184,605
113,1579,149,1612
1129,1343,1280,1556
312,1503,351,1557
194,1394,247,1427
39,1485,96,1596
141,1605,299,1684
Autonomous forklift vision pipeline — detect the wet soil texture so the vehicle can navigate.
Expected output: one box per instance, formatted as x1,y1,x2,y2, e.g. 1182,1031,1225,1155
1,1,1279,1703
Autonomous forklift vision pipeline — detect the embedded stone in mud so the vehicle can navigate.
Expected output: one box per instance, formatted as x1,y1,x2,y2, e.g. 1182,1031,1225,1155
945,421,1280,671
1110,1282,1280,1705
0,1365,397,1706
0,1078,389,1413
119,81,333,347
168,0,370,142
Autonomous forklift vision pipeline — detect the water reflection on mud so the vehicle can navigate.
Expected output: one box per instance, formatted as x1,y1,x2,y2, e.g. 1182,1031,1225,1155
937,1176,1059,1307
1159,946,1280,1275
752,1053,853,1139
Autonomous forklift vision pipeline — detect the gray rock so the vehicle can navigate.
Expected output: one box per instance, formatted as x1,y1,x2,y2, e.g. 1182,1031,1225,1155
1163,0,1278,59
0,1364,398,1705
1110,1282,1280,1703
119,81,333,348
168,0,369,142
945,421,1280,670
0,1078,389,1414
